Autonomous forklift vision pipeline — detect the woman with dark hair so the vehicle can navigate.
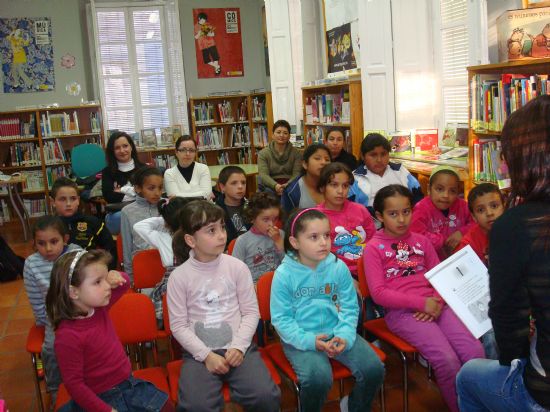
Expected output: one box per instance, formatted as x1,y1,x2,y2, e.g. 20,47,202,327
257,119,302,195
281,143,331,213
457,95,550,411
323,126,358,171
101,131,144,234
163,135,212,199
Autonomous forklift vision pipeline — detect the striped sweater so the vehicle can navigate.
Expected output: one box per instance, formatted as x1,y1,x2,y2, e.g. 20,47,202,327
23,244,81,326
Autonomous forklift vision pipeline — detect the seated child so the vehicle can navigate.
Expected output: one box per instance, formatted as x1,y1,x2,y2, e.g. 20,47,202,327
23,216,82,404
167,200,281,411
46,250,173,412
349,133,423,214
232,192,284,284
50,177,117,269
316,162,375,277
364,185,484,412
120,166,163,281
214,165,250,246
134,197,191,322
271,208,385,411
455,183,505,265
411,166,474,259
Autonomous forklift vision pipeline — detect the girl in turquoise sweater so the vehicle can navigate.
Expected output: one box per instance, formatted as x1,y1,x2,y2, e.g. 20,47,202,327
270,208,384,412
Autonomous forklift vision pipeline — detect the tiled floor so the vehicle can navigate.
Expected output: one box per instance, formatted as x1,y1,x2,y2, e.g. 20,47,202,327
0,222,449,412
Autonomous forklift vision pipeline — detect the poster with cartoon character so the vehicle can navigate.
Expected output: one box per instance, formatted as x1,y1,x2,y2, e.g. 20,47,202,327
326,23,357,73
192,8,244,79
0,17,54,93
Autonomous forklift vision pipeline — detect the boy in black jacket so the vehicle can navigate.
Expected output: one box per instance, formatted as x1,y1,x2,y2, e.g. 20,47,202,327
50,177,117,269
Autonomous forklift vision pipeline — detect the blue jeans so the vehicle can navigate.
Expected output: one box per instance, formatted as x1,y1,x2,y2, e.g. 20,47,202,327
105,211,121,235
456,358,549,412
58,375,168,411
282,334,384,412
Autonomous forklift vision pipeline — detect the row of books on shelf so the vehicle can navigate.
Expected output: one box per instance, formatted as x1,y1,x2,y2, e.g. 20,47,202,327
197,147,253,166
472,138,511,189
253,125,268,148
195,125,251,150
8,142,41,166
250,97,268,121
123,125,183,149
152,154,177,170
193,101,248,124
470,73,550,132
0,198,47,221
304,91,351,124
46,166,69,189
0,115,36,140
0,200,10,222
43,139,69,165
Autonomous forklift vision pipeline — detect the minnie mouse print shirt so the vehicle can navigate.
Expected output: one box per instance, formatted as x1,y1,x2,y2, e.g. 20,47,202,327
363,230,440,312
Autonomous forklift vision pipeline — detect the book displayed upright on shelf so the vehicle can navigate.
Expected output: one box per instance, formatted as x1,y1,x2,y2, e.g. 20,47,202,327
196,128,224,149
305,90,349,124
472,138,511,189
253,125,268,147
194,102,215,124
141,128,157,148
414,129,438,151
229,124,250,147
217,101,234,123
388,131,411,152
251,97,267,120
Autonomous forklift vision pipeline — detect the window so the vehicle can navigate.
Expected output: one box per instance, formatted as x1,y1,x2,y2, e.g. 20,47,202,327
438,0,469,124
90,1,188,134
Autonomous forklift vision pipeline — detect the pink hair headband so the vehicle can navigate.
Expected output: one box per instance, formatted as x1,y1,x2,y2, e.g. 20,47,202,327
290,208,316,237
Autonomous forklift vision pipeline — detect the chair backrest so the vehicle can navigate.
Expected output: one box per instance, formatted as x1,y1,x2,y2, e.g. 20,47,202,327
71,143,107,179
227,238,237,255
116,235,123,270
133,249,165,290
109,293,158,344
357,257,370,298
256,271,275,322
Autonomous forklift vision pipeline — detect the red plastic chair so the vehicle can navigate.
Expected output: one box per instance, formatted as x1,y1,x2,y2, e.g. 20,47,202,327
257,271,386,412
116,235,123,270
26,325,45,412
132,249,165,291
227,238,237,255
358,257,418,412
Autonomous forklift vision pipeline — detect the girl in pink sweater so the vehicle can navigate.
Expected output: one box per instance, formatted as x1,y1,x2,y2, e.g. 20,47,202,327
167,200,280,411
411,166,474,259
316,162,376,277
46,250,172,412
364,185,483,412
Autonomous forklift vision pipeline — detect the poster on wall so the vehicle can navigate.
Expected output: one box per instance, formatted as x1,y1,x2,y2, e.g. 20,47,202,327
327,23,357,73
261,6,269,77
193,8,244,79
0,17,54,93
323,0,360,74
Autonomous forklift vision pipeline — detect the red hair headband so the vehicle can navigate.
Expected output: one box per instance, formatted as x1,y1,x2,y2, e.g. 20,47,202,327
290,208,315,237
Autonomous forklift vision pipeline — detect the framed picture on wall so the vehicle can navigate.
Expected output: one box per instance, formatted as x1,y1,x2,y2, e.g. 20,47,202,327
522,0,550,7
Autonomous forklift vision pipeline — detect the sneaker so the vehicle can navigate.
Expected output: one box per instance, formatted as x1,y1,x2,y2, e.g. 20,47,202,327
36,358,44,378
339,395,349,412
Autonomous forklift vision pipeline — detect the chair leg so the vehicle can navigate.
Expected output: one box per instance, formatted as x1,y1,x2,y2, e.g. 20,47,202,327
152,340,159,366
31,353,44,412
379,382,386,412
428,362,433,380
400,351,408,412
293,382,301,412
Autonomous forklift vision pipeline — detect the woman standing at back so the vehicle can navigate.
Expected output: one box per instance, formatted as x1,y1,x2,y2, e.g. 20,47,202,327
457,95,550,411
101,131,144,235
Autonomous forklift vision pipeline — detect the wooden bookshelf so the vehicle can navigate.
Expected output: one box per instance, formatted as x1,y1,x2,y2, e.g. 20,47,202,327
467,58,550,194
188,92,273,166
0,104,104,221
301,78,363,158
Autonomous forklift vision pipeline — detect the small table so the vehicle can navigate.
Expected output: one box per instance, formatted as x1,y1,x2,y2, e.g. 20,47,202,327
0,175,31,241
208,164,259,198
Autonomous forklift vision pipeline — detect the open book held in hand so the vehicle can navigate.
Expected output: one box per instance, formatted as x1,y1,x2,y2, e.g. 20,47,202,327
424,245,492,338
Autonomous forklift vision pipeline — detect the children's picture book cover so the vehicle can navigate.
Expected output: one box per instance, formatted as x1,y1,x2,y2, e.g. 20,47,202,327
141,128,157,148
193,8,244,79
414,129,438,151
388,131,411,152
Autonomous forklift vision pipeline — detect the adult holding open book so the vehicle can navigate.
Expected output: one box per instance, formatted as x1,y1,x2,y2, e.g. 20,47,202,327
102,131,145,235
257,119,302,196
457,96,550,412
163,135,212,199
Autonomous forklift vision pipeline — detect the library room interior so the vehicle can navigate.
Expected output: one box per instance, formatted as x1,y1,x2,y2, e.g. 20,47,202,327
1,0,550,411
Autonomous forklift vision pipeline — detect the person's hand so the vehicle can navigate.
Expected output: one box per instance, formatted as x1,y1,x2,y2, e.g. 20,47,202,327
225,348,244,367
424,297,442,318
413,312,434,322
315,334,331,352
106,270,126,288
267,226,284,251
275,184,284,196
326,336,346,357
445,231,463,251
113,183,121,193
205,352,230,374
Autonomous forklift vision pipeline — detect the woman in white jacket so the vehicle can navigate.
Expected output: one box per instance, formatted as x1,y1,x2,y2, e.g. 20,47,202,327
164,135,212,198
